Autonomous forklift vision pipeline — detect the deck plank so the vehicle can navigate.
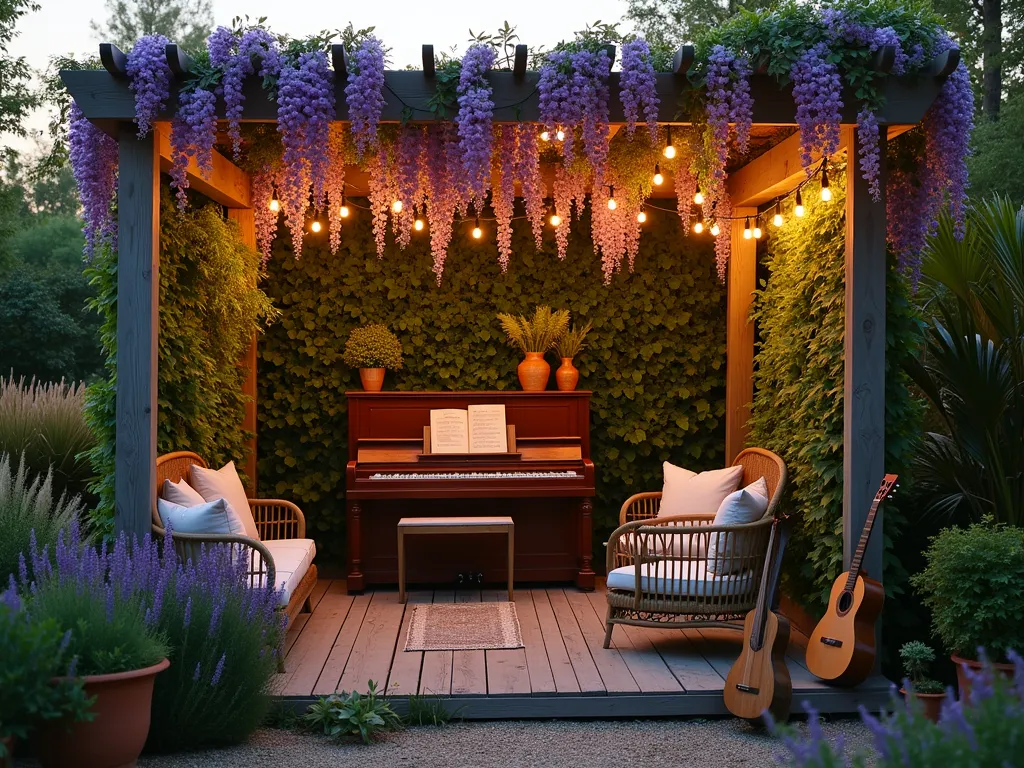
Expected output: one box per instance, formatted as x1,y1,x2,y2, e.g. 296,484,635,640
481,589,531,696
418,589,454,696
531,589,583,694
580,591,683,694
690,627,744,680
310,592,372,696
562,589,640,694
451,589,488,695
514,590,557,695
336,591,406,695
386,591,432,695
277,582,353,696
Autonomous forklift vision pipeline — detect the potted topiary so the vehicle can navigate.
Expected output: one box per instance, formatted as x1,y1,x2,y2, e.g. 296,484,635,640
553,320,592,391
898,641,947,721
15,525,171,768
343,324,404,392
911,521,1024,699
497,306,569,391
0,598,93,768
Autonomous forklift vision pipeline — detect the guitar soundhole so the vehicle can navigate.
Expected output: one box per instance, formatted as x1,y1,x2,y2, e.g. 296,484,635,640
837,590,854,615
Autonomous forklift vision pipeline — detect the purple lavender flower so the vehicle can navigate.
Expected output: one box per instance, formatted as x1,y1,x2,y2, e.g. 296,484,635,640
68,102,118,260
126,34,172,138
211,652,226,686
619,39,660,142
457,43,497,212
345,36,386,158
790,43,843,174
193,661,202,682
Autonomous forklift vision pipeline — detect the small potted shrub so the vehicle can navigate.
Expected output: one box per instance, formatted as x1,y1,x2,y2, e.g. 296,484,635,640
16,524,171,768
553,320,592,392
0,597,93,767
911,522,1024,698
497,306,569,391
898,641,947,721
343,324,404,392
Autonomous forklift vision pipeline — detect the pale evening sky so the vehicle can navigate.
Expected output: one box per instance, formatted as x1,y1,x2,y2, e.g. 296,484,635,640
6,0,634,154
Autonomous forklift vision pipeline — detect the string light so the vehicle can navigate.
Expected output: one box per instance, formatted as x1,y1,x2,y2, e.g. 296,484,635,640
820,162,832,202
693,210,704,234
637,207,647,223
607,186,617,211
753,216,763,239
663,126,676,159
794,189,805,218
414,217,424,231
710,221,721,237
555,128,566,141
693,185,704,205
652,163,664,186
340,184,350,218
472,217,483,239
310,219,322,233
268,198,281,213
772,202,784,228
391,199,403,213
540,130,550,141
743,216,752,239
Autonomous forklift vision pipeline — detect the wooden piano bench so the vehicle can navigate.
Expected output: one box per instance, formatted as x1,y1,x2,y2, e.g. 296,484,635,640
397,516,514,603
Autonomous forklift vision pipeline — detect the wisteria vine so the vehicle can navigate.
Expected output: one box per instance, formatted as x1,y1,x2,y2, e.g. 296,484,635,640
346,36,386,158
125,34,171,137
457,44,497,212
68,101,118,260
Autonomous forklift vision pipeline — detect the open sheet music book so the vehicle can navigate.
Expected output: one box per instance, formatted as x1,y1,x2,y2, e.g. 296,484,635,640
429,404,508,453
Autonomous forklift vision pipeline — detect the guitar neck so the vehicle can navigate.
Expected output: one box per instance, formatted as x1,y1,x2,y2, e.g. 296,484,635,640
845,475,898,589
750,519,779,650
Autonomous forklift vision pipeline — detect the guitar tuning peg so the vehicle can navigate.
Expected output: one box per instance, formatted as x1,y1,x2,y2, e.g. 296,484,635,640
895,483,900,488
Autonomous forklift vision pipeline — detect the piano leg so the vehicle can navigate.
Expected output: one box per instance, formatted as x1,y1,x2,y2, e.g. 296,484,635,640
347,499,365,593
577,497,596,591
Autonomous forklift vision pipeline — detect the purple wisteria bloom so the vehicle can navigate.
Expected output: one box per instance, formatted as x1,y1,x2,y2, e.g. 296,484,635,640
126,34,172,137
457,43,497,212
619,39,660,142
790,42,843,174
68,101,118,260
346,36,386,158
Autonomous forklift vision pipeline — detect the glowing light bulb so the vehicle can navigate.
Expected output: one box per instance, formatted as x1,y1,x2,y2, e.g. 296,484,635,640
310,220,322,233
607,197,617,210
743,217,752,240
794,189,805,218
472,218,483,239
540,130,550,141
555,128,565,141
652,163,664,186
753,222,763,239
414,218,424,231
820,186,833,202
773,206,784,227
550,212,561,227
268,198,281,212
392,199,403,213
693,219,704,234
710,222,721,237
820,163,832,201
693,186,704,205
663,143,676,159
339,204,350,218
637,209,647,223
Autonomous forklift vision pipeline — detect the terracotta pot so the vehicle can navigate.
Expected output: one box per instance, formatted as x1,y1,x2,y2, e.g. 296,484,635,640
555,357,580,391
359,367,386,392
517,352,551,391
36,658,170,768
951,653,1015,701
899,688,946,722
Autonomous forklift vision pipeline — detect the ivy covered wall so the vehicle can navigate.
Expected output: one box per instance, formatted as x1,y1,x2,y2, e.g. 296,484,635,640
748,168,922,614
257,205,726,563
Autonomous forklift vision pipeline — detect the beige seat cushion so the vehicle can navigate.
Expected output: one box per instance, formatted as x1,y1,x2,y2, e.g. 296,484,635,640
161,477,206,507
606,560,754,597
706,477,770,574
157,497,247,537
190,461,260,541
260,538,317,607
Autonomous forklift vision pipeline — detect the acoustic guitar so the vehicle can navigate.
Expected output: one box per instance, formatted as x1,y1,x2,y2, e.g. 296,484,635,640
724,519,792,722
805,474,898,687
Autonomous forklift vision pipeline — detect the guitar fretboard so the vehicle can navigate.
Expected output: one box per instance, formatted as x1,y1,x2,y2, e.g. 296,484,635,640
844,475,897,591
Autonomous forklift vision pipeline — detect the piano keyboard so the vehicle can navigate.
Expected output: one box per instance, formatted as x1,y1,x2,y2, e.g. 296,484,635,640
369,470,583,480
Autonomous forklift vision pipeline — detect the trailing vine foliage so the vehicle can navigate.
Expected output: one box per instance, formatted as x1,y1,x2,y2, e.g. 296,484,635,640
258,207,726,562
748,167,922,612
85,191,278,527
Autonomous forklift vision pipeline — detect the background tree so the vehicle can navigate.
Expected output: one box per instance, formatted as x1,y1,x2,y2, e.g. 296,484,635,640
623,0,771,51
0,0,39,137
91,0,214,55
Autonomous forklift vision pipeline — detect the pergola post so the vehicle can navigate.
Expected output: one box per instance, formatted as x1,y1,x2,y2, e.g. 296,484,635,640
114,125,161,539
726,206,758,462
842,125,887,583
227,208,259,494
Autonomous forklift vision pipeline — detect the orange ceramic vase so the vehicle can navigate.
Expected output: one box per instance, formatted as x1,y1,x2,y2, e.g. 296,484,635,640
555,357,579,391
359,368,385,392
517,352,551,391
37,658,170,768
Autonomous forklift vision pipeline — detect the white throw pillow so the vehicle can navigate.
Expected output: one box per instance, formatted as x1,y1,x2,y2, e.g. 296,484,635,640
706,476,770,574
161,477,205,507
190,461,260,540
157,497,247,537
654,462,744,558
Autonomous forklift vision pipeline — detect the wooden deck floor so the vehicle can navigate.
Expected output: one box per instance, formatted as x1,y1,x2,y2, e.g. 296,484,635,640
274,579,891,718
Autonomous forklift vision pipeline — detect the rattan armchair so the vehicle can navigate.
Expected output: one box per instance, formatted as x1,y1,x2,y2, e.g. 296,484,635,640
603,448,787,649
153,452,319,629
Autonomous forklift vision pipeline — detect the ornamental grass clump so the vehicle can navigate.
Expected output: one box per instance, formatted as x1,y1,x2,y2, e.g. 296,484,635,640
555,321,593,359
497,306,570,354
342,324,404,370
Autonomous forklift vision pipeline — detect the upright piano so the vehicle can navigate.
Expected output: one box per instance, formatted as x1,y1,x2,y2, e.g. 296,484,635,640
345,391,596,591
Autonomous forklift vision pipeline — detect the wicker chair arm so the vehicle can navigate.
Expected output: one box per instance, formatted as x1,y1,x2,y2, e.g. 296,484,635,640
619,491,663,525
248,498,307,540
152,528,277,589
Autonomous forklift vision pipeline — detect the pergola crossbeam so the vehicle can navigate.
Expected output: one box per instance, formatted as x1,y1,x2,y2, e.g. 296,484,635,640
154,122,251,208
166,44,193,78
99,42,128,78
421,45,435,78
672,45,695,75
332,45,350,79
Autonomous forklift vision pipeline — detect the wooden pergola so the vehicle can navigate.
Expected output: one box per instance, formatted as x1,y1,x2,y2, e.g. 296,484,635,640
62,40,962,595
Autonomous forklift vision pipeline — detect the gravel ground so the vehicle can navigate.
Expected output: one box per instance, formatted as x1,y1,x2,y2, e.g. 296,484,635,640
123,717,873,768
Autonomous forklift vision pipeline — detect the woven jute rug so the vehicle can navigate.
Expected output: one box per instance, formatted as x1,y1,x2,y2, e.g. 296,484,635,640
404,602,524,651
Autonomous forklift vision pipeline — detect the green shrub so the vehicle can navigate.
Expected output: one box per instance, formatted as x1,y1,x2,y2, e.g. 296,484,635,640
0,598,94,756
899,641,944,694
304,681,402,744
0,452,85,583
0,376,96,502
911,522,1024,662
342,324,405,369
